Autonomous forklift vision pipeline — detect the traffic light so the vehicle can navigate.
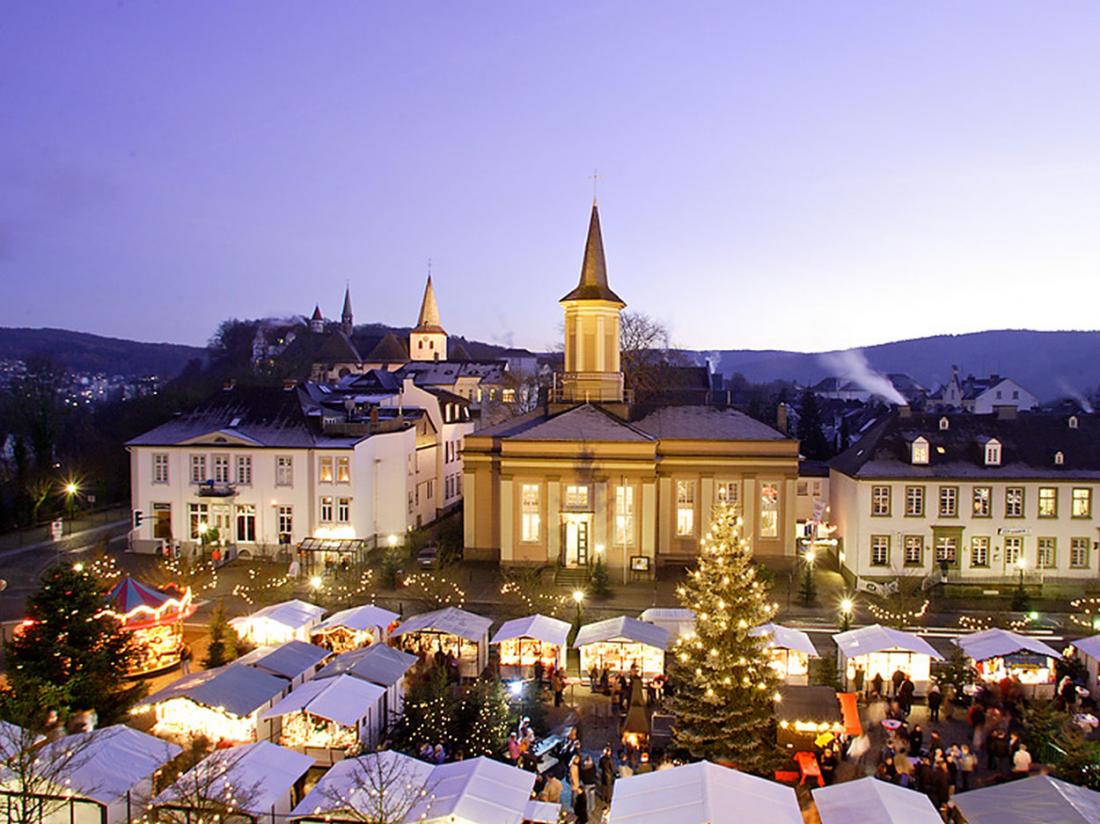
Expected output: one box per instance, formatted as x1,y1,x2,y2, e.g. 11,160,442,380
132,509,144,530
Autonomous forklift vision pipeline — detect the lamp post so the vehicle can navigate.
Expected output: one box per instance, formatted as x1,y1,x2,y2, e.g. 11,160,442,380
800,547,817,605
572,589,585,623
839,596,854,632
63,480,79,521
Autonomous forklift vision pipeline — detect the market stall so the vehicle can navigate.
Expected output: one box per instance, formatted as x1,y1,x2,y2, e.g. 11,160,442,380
310,604,400,654
775,685,846,752
316,644,418,726
236,641,331,688
956,628,1060,698
638,608,696,640
813,776,943,824
751,623,820,685
289,751,435,822
262,674,386,765
1073,634,1100,695
574,616,669,682
101,576,196,676
833,624,943,695
390,607,492,679
490,614,571,680
230,599,326,647
952,774,1100,824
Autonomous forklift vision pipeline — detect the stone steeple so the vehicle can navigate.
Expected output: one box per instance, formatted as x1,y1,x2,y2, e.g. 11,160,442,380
310,304,324,334
560,204,624,305
341,285,354,336
410,273,447,361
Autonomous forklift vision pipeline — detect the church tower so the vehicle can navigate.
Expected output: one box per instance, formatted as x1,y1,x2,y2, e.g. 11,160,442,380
559,204,625,403
309,304,325,334
410,274,448,361
340,285,354,336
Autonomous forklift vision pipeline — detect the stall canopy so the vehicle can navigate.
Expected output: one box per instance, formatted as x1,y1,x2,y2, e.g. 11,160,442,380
290,751,435,820
156,741,313,817
952,775,1100,824
638,608,696,639
236,641,330,682
0,721,23,760
833,624,942,660
262,674,385,727
316,644,417,688
140,663,288,718
1073,634,1100,660
523,800,562,823
230,599,325,641
314,604,399,635
490,614,571,649
955,628,1060,662
609,761,801,824
751,623,819,658
813,776,942,824
407,756,537,824
574,616,669,651
390,607,492,643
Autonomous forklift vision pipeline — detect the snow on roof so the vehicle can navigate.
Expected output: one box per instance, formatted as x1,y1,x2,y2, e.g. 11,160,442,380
314,604,400,634
1073,634,1100,660
490,614,571,648
290,751,434,819
390,607,492,642
230,599,325,631
751,623,820,658
316,644,418,687
813,776,942,823
955,628,1060,662
574,616,669,651
156,741,313,817
638,608,696,639
407,756,536,824
833,624,943,660
140,663,288,717
609,761,801,824
261,674,385,727
953,774,1100,824
524,799,563,823
234,640,330,680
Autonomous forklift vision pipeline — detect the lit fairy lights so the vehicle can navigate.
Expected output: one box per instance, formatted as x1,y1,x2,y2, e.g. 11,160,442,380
498,580,568,617
401,574,465,609
866,599,930,627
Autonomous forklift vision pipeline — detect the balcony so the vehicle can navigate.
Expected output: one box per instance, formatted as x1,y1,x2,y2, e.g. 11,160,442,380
195,481,238,498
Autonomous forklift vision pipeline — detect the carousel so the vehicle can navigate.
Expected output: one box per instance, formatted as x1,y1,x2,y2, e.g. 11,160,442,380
102,576,196,676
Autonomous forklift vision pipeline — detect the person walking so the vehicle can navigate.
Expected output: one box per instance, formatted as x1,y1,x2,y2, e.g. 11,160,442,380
927,683,942,722
910,724,924,757
891,668,906,698
598,746,616,803
898,675,915,716
930,759,951,813
853,665,865,697
872,672,884,701
579,754,598,813
552,669,565,707
179,644,192,675
1012,743,1032,778
958,744,976,792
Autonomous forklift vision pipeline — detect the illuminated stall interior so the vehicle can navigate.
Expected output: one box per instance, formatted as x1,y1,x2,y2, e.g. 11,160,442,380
490,614,571,679
296,537,370,576
390,607,492,679
834,624,943,695
230,599,326,647
310,604,399,654
574,616,669,682
751,623,819,685
956,628,1059,694
101,576,196,676
775,686,852,752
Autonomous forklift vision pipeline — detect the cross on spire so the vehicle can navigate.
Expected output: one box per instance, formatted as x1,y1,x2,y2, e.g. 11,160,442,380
590,169,601,205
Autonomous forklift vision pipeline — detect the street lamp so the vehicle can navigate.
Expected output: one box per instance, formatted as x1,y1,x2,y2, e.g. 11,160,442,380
799,547,817,605
572,589,585,623
839,597,854,632
310,575,323,591
62,480,80,521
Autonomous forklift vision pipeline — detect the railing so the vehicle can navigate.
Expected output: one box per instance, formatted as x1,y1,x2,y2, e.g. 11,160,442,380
547,372,631,404
195,482,238,497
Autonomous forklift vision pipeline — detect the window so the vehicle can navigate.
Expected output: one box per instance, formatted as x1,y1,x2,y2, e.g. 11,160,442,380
939,417,950,431
1004,536,1022,567
236,504,256,542
984,441,1001,466
1005,487,1024,518
153,453,169,484
938,486,958,517
904,486,925,517
503,388,516,404
871,485,891,517
190,454,207,484
564,485,590,510
1038,487,1057,518
935,536,958,565
276,456,293,486
213,455,230,484
426,480,433,500
319,456,334,483
871,535,890,566
1072,488,1092,519
1038,537,1056,569
1055,451,1065,466
911,438,929,465
408,491,414,514
320,495,334,522
336,456,351,484
188,503,209,539
970,536,990,567
797,481,808,497
277,506,293,539
1069,415,1079,430
614,485,635,546
521,484,540,542
760,482,780,538
337,497,351,523
1071,537,1090,569
972,487,991,517
904,535,923,566
457,473,463,494
235,455,252,486
716,481,739,508
676,481,695,536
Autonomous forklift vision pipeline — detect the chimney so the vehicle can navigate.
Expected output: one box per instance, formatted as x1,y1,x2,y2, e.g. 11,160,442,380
995,404,1017,420
776,404,788,434
897,404,912,419
223,378,236,391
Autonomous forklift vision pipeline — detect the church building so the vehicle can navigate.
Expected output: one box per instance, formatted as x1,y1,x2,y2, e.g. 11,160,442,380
462,204,800,573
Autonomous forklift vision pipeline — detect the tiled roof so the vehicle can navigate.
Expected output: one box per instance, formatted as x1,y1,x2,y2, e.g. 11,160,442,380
632,405,788,441
508,404,652,442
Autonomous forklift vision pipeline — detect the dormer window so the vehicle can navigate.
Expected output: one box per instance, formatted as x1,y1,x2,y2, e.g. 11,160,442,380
1055,451,1065,466
1069,416,1079,430
984,440,1001,466
911,437,930,465
939,417,950,431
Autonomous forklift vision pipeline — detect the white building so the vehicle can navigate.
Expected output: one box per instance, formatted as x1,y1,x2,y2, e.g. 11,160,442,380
830,408,1100,585
931,367,1039,414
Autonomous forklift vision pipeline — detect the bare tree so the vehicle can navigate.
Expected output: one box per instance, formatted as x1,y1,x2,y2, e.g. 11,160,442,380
150,739,263,824
311,752,437,824
619,311,682,401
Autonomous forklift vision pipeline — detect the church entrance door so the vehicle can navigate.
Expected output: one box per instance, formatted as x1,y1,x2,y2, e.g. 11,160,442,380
562,514,591,568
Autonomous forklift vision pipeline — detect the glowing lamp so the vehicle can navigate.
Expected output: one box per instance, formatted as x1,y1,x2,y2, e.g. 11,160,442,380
572,590,585,604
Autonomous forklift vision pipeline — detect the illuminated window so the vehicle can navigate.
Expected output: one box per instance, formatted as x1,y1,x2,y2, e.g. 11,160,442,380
212,455,230,484
760,482,780,538
521,484,540,542
1055,451,1065,466
972,487,991,518
871,486,891,516
939,417,950,431
615,485,635,546
1038,487,1057,518
235,455,252,486
1071,537,1089,569
337,497,351,523
336,457,351,484
564,485,590,510
938,487,958,518
1004,536,1022,567
871,535,890,566
903,535,923,566
676,481,695,536
1005,487,1024,518
984,440,1001,466
236,504,256,542
970,536,989,567
716,481,739,508
188,503,209,539
1072,488,1092,519
935,536,957,565
320,496,334,522
319,457,334,483
904,486,924,517
277,506,293,538
911,437,929,465
153,453,169,484
190,454,207,484
1037,537,1056,569
276,455,293,486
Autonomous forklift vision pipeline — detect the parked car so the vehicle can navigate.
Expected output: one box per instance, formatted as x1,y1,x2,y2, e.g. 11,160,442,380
416,544,440,569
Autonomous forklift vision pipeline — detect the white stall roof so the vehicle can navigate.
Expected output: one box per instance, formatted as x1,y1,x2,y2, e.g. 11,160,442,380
639,608,696,639
291,751,435,819
230,599,325,632
574,616,669,651
956,628,1060,662
524,799,563,823
833,624,943,660
315,604,400,634
953,775,1100,824
609,761,801,824
1073,634,1100,659
751,623,819,658
317,644,418,687
0,721,23,760
157,741,313,817
235,640,330,680
407,756,536,824
391,607,492,642
39,725,180,805
139,663,288,717
490,614,571,648
262,673,385,727
813,776,942,824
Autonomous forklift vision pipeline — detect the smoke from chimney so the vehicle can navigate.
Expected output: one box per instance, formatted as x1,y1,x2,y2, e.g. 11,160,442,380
819,350,907,405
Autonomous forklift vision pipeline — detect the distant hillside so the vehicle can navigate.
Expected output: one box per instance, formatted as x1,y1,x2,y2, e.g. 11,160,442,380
0,327,206,378
686,330,1100,402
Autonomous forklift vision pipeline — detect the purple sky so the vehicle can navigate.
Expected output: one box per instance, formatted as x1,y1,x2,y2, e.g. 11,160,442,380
3,3,1100,353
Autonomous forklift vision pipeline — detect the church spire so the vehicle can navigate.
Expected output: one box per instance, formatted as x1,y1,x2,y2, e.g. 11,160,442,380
414,274,444,332
409,271,447,361
340,284,353,335
560,203,624,305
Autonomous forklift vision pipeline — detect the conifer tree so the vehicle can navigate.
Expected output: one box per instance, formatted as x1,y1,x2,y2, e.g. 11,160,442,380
460,676,512,758
665,505,783,773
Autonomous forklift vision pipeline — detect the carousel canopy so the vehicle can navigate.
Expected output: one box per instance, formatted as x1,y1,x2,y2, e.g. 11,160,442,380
574,616,669,651
230,599,325,632
314,604,399,634
751,623,820,658
956,628,1060,662
813,776,942,823
407,756,537,824
235,640,330,681
1073,634,1100,660
609,761,801,824
261,673,385,727
953,775,1100,824
140,663,287,717
490,614,571,648
103,576,189,622
156,741,313,817
639,608,696,639
290,751,435,819
833,624,943,661
390,606,492,643
316,644,418,687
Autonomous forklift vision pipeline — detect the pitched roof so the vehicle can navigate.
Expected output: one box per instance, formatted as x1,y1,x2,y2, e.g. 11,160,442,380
367,331,410,362
508,404,652,442
140,664,288,717
632,405,788,441
341,285,353,320
952,774,1100,824
413,274,445,333
290,751,436,819
314,604,400,634
574,616,669,650
491,614,572,648
261,674,385,726
814,776,943,823
390,606,492,642
408,756,537,823
311,304,323,321
316,644,418,687
231,599,325,632
751,623,819,658
833,624,943,660
234,640,330,681
560,204,625,305
954,628,1059,662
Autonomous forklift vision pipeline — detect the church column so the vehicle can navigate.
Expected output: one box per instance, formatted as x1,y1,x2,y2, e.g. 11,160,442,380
547,479,561,565
742,476,757,549
700,476,715,540
783,477,798,558
595,315,606,373
594,480,608,560
499,477,514,562
641,479,657,562
658,476,673,557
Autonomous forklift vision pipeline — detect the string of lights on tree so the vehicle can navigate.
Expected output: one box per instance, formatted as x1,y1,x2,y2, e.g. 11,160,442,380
400,574,466,609
1069,596,1100,629
498,580,567,617
865,598,930,627
957,613,1034,633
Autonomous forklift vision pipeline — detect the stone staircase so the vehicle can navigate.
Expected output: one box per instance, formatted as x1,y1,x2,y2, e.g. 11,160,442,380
554,566,589,589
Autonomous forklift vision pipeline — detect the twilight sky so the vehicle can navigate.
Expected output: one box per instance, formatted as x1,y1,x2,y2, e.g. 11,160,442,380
2,3,1100,353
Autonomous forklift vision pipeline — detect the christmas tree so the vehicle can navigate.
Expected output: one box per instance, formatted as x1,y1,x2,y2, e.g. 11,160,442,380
665,505,783,773
393,665,458,756
460,676,513,758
